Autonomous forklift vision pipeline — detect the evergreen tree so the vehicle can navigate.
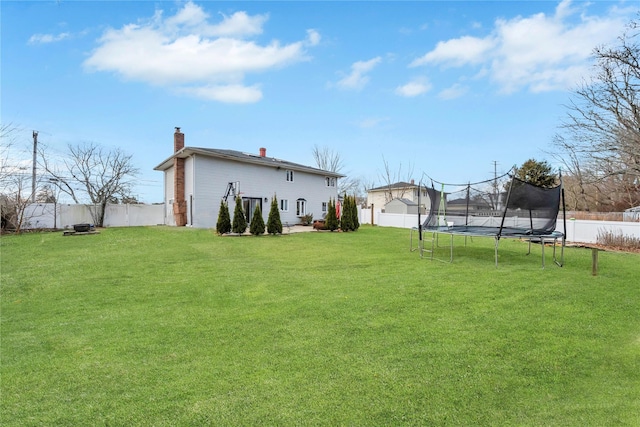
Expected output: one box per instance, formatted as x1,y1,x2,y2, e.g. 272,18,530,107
325,198,339,231
216,200,231,234
350,194,360,231
267,195,283,235
340,194,352,232
250,204,266,235
514,159,558,188
232,196,247,235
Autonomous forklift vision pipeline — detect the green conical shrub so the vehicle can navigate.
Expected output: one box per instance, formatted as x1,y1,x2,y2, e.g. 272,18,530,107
267,195,283,235
351,195,360,231
232,196,247,235
326,198,339,231
340,195,352,232
250,204,265,235
349,194,360,231
216,200,231,235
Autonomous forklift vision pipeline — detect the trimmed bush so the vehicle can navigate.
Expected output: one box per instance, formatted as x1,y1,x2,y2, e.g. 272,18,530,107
232,196,247,235
340,195,352,232
343,194,359,231
325,198,339,231
216,200,231,234
267,195,283,235
250,204,266,236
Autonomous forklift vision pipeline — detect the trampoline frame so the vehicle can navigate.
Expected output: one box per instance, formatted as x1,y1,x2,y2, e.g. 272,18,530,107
411,172,567,268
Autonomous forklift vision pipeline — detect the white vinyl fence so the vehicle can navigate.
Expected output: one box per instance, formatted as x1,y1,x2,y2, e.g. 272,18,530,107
21,203,164,229
358,208,640,245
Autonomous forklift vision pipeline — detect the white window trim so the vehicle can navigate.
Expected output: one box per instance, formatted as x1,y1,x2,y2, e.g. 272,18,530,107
286,170,294,182
280,199,289,212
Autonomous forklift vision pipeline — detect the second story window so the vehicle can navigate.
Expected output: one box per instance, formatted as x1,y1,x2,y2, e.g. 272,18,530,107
326,177,336,187
286,170,294,182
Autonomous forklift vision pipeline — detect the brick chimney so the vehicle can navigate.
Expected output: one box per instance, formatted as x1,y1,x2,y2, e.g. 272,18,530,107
173,127,187,226
174,127,184,152
259,147,266,157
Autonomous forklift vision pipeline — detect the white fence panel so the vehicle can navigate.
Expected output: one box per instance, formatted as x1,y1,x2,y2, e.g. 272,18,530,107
358,209,640,244
23,204,58,229
21,203,165,229
558,219,640,244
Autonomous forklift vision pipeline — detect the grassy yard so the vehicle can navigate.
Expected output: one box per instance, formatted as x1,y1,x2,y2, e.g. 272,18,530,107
1,225,639,426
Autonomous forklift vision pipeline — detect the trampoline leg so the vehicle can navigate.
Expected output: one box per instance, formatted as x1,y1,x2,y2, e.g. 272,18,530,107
541,237,546,269
553,237,565,267
494,237,499,268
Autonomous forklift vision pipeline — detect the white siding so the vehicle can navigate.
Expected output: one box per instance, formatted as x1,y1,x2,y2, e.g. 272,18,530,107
188,155,339,229
164,167,175,226
185,157,194,226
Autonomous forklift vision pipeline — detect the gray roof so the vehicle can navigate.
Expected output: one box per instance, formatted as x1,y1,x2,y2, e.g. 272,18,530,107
368,181,417,192
154,147,344,178
387,198,417,206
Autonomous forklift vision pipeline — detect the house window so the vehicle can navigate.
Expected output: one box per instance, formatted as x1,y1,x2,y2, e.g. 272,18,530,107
280,199,289,212
326,177,336,187
296,198,306,216
286,170,294,182
322,202,328,213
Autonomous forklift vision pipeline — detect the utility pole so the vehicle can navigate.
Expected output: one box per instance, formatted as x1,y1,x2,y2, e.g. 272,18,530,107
32,131,38,203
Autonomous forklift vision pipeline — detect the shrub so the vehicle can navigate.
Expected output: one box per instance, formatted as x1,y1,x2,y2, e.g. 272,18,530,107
301,213,314,225
597,229,640,251
232,196,247,235
325,198,339,231
267,195,283,235
340,195,352,232
216,200,231,235
347,194,359,231
250,204,266,236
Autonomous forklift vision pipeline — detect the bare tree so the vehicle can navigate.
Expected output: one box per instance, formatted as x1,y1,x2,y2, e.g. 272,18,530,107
39,142,139,227
311,144,361,196
377,155,415,204
0,123,40,233
553,17,640,210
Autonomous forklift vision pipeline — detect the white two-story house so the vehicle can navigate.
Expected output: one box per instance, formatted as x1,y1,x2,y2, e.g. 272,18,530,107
154,128,344,229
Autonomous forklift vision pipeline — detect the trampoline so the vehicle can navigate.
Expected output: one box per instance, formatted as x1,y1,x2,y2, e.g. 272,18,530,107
410,171,566,267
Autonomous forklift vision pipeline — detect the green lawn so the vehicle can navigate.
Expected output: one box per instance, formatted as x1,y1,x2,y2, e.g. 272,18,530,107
1,226,639,426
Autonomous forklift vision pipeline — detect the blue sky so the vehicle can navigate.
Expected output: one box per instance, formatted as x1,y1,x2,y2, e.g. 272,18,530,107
2,0,637,203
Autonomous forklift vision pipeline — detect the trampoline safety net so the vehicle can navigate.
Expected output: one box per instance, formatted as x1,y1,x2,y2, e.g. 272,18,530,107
421,176,563,237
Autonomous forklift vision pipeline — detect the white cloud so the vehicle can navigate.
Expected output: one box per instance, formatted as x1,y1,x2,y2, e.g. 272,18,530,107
306,29,321,46
410,36,495,67
438,83,469,100
83,1,317,103
179,84,263,103
28,32,70,45
336,57,382,90
410,0,633,94
395,78,432,97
